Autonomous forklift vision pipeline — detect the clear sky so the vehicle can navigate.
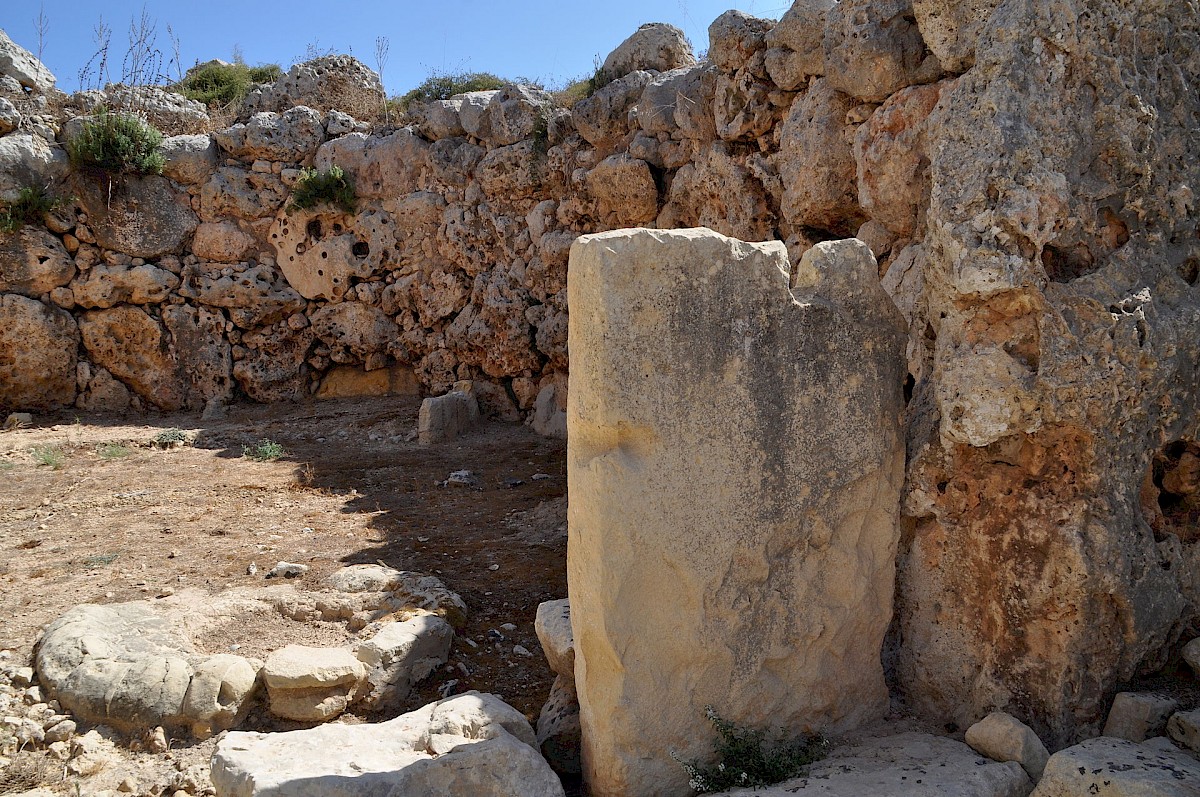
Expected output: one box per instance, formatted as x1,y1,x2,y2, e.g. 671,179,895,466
1,1,791,96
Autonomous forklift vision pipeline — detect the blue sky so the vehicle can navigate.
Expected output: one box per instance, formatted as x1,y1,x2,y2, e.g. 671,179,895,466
1,1,790,95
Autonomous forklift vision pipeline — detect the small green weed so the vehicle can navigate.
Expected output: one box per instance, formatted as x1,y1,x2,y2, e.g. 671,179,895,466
0,184,65,235
244,439,287,462
66,108,166,180
31,445,66,470
81,552,120,568
673,706,827,794
98,443,131,460
0,461,14,471
289,165,356,214
151,428,190,449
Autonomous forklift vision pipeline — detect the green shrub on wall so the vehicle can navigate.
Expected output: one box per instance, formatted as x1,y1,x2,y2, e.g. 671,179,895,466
289,165,356,214
66,109,166,180
395,70,508,112
174,61,283,107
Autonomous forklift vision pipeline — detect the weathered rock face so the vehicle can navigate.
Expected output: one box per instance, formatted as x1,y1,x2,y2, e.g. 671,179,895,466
894,0,1200,748
824,0,940,102
567,229,907,797
243,54,382,115
180,263,306,329
0,133,70,203
78,306,184,410
70,263,179,308
0,28,55,93
601,22,696,78
74,175,198,259
0,227,75,296
214,107,326,163
272,203,398,301
160,134,220,185
0,293,77,410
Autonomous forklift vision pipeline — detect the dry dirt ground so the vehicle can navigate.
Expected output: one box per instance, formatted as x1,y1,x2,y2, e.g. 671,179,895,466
0,396,568,794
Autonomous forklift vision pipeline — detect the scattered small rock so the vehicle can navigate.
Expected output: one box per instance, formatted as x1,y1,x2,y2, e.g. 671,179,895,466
3,412,33,430
443,470,482,488
531,473,551,481
266,561,309,579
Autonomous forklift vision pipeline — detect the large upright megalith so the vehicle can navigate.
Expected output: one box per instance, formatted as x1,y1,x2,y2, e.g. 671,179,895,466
567,228,907,797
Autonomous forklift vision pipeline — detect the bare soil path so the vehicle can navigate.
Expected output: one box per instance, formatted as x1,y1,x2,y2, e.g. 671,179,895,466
0,396,567,792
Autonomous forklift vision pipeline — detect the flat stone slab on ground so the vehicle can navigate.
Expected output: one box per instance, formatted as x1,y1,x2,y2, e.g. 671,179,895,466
1030,736,1200,796
211,691,566,797
711,732,1032,796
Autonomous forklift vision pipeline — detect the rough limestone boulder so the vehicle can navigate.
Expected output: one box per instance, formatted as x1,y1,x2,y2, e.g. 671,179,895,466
70,264,179,308
191,221,259,262
710,733,1032,797
243,54,381,115
214,107,326,163
161,135,220,185
418,382,480,445
0,294,77,410
567,229,907,796
965,711,1050,781
574,70,654,148
0,227,75,296
309,301,396,368
263,645,366,722
658,143,775,242
1030,737,1200,797
601,23,696,79
162,304,235,407
853,81,948,237
1103,692,1179,743
764,0,835,89
321,564,468,630
912,0,1003,73
1169,709,1200,753
272,204,399,301
708,10,773,73
586,153,659,228
0,97,18,134
314,127,429,200
180,263,305,329
776,79,862,235
474,84,552,147
35,602,259,738
78,306,184,411
353,614,454,710
210,692,566,797
0,133,69,203
534,599,574,679
895,0,1200,747
823,0,941,102
200,168,289,221
73,174,198,259
0,28,55,92
233,325,313,403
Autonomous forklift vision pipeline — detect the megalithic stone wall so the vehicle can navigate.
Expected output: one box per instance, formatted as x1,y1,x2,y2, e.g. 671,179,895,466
566,228,908,797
